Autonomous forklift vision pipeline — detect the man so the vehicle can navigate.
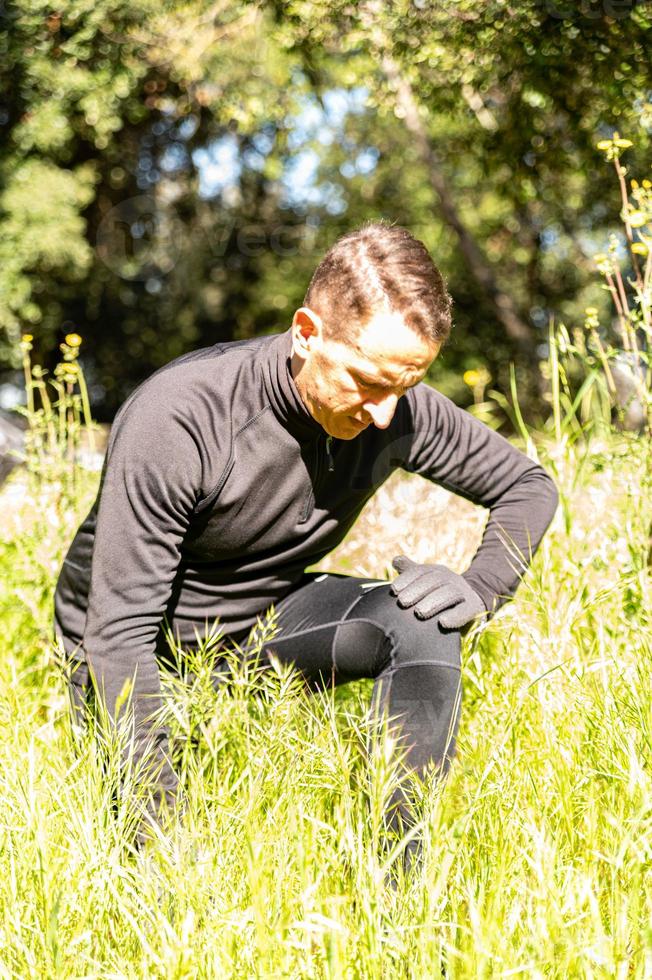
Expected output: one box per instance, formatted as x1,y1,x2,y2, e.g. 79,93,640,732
53,220,559,856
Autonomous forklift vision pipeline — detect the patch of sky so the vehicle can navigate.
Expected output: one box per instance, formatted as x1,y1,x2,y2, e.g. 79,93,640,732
159,142,189,174
177,115,199,140
530,307,549,329
576,228,628,261
540,226,559,250
252,126,276,155
340,147,379,179
280,87,373,209
242,147,266,171
541,221,629,266
0,380,24,410
540,225,575,260
193,86,374,206
193,133,242,199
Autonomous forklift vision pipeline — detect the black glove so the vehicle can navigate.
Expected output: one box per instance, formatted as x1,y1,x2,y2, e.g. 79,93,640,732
389,555,487,630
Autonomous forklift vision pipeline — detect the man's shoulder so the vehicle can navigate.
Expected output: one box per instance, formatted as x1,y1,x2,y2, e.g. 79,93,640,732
162,333,269,370
114,334,275,422
405,380,483,427
407,380,451,408
141,334,269,392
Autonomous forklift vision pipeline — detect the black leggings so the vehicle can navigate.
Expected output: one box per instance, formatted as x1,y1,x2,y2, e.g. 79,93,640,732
228,570,463,832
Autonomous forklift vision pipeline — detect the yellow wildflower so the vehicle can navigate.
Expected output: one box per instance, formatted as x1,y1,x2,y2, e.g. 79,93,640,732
596,140,612,151
22,333,33,343
628,211,647,228
631,242,649,256
642,179,652,189
463,367,491,388
614,138,633,149
65,332,82,347
584,307,598,317
463,369,481,387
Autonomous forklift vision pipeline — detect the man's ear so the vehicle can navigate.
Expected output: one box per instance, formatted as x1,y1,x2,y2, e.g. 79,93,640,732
291,307,323,356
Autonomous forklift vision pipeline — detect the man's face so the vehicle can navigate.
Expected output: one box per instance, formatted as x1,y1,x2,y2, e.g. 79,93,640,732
290,307,440,440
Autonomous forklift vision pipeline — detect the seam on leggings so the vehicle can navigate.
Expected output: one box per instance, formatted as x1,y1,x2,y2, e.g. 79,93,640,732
267,616,388,647
332,584,389,674
340,581,388,624
379,659,462,676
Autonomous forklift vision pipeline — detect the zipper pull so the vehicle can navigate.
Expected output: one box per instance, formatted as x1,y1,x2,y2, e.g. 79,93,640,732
325,435,334,472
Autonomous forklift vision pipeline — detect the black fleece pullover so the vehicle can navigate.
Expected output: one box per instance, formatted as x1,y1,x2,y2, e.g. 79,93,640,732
53,327,559,793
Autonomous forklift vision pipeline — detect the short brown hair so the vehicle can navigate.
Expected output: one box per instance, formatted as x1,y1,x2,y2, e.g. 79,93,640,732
303,219,452,347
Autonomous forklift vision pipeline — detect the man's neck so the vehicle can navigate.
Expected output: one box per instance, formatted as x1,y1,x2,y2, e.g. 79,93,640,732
290,351,310,409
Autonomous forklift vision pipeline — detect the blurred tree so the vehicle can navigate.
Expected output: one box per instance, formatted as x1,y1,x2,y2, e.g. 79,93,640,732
1,0,650,425
0,0,313,413
265,0,652,414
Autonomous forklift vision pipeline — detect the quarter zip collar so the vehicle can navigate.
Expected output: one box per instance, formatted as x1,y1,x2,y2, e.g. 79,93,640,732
262,327,327,443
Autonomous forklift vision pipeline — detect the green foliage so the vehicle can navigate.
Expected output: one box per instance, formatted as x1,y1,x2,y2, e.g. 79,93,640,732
538,136,652,445
1,0,650,420
0,160,97,362
0,0,156,355
0,0,293,375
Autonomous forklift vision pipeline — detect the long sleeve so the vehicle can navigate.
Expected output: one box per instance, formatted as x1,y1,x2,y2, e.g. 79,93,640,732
402,384,559,617
82,389,205,797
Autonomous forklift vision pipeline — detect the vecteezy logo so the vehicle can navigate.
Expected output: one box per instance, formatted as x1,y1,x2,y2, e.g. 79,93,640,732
96,195,183,282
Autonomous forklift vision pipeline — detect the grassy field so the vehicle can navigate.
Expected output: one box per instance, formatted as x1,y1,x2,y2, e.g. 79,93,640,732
1,408,651,977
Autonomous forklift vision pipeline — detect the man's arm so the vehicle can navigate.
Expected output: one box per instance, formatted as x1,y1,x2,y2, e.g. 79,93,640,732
82,390,205,812
402,384,559,618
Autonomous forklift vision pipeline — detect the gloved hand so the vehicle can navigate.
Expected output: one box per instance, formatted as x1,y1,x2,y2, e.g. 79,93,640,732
389,555,487,630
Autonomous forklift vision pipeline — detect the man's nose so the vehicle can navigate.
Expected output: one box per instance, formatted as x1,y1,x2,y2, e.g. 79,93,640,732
363,392,398,429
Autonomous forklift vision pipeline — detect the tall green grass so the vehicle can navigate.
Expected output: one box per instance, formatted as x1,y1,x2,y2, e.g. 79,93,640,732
1,350,650,976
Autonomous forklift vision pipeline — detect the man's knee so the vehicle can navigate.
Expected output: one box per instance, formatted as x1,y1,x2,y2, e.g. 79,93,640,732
335,582,462,676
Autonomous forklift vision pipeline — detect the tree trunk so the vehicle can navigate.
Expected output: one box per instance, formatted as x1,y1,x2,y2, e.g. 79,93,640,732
378,51,534,349
352,0,535,350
